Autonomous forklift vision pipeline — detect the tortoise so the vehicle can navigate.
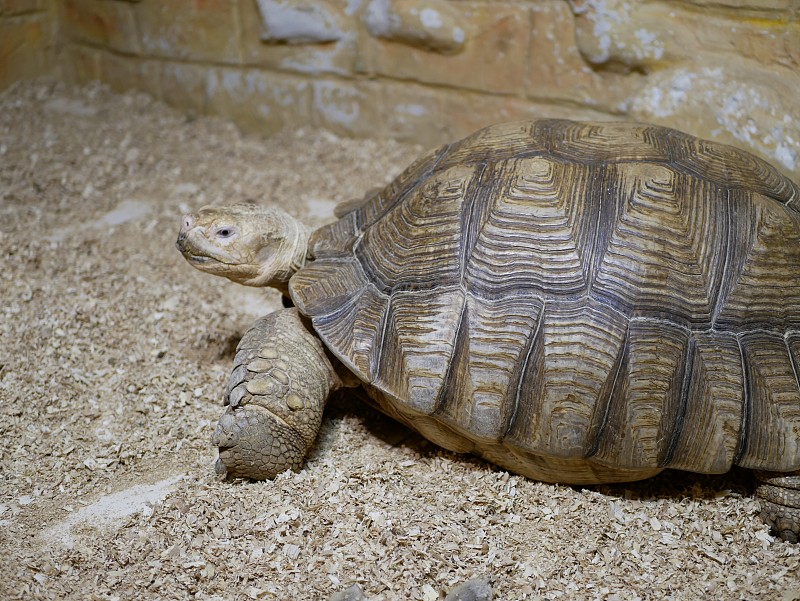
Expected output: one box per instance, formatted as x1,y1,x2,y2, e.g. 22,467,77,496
176,119,800,541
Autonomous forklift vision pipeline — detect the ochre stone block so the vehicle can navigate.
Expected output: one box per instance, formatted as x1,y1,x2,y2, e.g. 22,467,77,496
311,79,381,137
0,0,46,16
363,0,468,54
786,22,800,66
161,61,209,117
710,17,799,68
255,0,344,44
134,0,240,63
437,89,610,144
206,68,313,134
239,0,356,75
64,43,100,85
361,1,530,95
47,0,800,179
528,1,635,111
379,80,447,144
96,50,161,98
570,0,798,71
61,0,140,54
628,61,800,181
0,16,47,90
678,0,795,11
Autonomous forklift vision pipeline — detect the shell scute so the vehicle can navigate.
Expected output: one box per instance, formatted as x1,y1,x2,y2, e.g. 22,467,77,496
463,156,600,300
375,287,466,415
355,163,474,294
664,331,744,474
590,162,728,326
503,300,629,460
310,283,389,382
738,331,800,471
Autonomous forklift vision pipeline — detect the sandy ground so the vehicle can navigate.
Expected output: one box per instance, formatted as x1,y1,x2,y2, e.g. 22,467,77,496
1,80,799,601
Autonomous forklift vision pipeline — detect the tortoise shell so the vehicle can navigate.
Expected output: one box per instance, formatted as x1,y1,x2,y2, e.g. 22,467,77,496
289,119,800,484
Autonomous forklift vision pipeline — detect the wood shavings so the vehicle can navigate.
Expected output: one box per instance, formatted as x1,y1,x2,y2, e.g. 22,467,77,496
0,79,799,600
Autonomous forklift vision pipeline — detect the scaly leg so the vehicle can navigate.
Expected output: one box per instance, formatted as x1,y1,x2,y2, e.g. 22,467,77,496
756,470,800,543
212,308,342,479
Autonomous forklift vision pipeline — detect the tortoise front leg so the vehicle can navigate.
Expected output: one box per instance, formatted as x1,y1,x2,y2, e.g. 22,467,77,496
212,308,342,480
756,470,800,543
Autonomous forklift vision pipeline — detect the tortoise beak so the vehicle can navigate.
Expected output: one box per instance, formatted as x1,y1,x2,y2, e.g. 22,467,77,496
176,213,197,255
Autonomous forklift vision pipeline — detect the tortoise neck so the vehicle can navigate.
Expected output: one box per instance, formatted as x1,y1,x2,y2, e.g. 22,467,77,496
262,211,310,294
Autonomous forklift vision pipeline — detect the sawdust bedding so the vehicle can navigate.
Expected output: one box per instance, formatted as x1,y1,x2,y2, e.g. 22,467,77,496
0,79,798,601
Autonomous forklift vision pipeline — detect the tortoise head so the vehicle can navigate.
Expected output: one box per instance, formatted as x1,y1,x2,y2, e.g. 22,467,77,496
176,203,309,292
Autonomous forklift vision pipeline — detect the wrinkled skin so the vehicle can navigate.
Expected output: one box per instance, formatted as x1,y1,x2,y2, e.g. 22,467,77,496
176,202,309,294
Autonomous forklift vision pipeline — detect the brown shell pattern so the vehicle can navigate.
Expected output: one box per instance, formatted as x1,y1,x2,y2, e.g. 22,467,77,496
290,119,800,483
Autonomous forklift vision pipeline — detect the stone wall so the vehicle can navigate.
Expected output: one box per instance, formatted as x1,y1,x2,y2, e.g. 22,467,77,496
0,0,58,89
16,1,800,180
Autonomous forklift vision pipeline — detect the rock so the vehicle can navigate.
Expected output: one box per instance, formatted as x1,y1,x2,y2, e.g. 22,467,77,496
444,578,493,601
363,0,468,54
628,61,799,177
328,584,367,601
256,0,344,44
569,0,679,69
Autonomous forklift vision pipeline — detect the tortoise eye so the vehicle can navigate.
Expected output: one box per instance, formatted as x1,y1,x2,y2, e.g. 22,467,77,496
215,226,236,239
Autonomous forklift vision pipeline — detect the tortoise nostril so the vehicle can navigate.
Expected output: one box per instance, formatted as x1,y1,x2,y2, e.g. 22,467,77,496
181,215,195,234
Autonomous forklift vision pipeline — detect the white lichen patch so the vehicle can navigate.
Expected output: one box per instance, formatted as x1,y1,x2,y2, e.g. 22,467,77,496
313,81,362,126
256,0,343,44
570,0,667,66
420,8,442,29
363,0,395,37
212,70,268,96
396,102,428,117
344,0,364,16
570,0,630,64
632,68,705,119
776,137,798,172
630,66,799,173
633,28,664,61
280,48,348,77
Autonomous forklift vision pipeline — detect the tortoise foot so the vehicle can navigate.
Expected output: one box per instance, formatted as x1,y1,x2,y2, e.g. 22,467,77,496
755,470,800,543
213,309,340,480
212,404,306,480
